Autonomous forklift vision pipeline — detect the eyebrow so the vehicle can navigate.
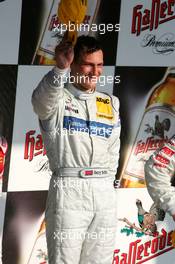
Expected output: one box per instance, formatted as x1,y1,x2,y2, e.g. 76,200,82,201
80,62,104,66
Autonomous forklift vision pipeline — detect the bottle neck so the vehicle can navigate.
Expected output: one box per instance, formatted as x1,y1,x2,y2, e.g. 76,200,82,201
166,74,175,83
167,73,175,78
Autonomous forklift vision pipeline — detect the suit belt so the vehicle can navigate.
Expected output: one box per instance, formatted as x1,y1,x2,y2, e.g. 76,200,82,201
54,167,111,178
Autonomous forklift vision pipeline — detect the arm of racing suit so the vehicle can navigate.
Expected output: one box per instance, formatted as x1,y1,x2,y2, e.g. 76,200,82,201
144,140,175,218
32,67,69,173
32,67,69,120
108,96,121,176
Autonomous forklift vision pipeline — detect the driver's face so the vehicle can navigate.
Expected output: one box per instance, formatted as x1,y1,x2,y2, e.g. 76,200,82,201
70,49,103,91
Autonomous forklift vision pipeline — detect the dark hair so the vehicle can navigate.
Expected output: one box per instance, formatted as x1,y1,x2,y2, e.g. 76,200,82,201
74,35,102,62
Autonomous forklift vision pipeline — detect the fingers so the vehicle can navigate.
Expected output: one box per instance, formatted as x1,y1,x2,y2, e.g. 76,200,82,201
60,30,75,46
80,0,87,7
55,30,73,54
55,35,74,69
55,42,73,64
55,41,73,53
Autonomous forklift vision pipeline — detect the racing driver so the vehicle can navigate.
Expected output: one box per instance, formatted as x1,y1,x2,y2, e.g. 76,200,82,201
32,35,121,264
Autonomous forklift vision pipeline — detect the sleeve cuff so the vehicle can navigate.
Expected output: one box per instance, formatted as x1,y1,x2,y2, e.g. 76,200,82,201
53,66,70,76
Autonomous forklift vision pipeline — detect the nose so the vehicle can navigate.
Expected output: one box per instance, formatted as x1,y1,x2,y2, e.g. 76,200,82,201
92,65,99,76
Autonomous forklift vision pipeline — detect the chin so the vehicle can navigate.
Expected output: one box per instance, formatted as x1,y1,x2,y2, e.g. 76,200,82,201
82,82,96,91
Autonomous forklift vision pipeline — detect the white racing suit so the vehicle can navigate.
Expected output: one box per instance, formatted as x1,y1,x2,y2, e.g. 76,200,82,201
32,67,121,264
145,136,175,217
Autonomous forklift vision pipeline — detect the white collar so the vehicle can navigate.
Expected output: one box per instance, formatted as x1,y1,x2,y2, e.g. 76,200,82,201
67,83,95,100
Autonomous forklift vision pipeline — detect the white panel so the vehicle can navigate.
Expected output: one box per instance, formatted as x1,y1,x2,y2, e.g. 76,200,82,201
0,0,22,64
8,66,52,191
117,0,175,66
114,188,175,263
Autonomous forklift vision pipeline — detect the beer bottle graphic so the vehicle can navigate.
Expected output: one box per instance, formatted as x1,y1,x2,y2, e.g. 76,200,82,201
27,219,48,264
120,67,175,188
32,0,101,65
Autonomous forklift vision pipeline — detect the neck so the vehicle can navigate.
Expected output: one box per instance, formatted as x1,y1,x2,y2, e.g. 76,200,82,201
73,83,95,93
67,83,95,100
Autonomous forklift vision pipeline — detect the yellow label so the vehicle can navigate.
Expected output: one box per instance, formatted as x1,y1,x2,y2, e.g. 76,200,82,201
96,97,114,120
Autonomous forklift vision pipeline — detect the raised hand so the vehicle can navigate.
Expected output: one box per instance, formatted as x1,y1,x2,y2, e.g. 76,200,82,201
55,34,74,69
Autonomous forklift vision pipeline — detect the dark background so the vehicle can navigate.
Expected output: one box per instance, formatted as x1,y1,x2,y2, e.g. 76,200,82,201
0,66,17,192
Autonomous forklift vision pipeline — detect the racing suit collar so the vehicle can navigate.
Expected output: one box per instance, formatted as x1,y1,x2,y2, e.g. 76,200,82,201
67,83,95,100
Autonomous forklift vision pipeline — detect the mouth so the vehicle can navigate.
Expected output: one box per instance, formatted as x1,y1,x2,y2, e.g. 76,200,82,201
85,75,99,83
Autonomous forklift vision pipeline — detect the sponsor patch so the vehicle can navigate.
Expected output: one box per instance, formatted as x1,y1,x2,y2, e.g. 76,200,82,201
153,162,167,168
96,97,114,120
63,116,113,138
65,105,79,114
161,146,175,157
155,154,170,165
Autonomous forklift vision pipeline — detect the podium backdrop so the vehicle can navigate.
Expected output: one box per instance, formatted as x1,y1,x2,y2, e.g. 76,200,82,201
1,0,175,263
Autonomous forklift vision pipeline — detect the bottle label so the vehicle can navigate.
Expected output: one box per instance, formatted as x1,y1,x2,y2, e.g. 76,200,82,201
37,0,99,59
38,0,62,58
123,104,175,180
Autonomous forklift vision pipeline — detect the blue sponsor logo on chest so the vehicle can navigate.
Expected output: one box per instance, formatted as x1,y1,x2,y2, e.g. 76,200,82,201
63,116,113,138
